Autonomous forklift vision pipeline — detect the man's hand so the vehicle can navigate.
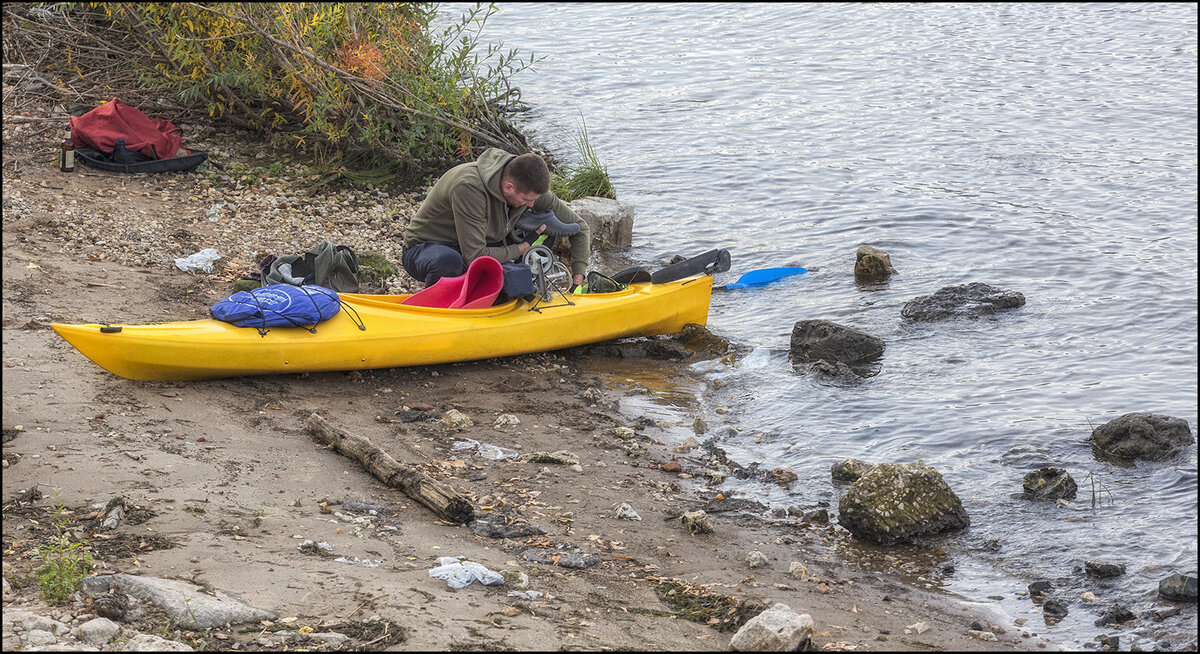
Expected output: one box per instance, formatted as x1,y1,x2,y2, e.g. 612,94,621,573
516,224,547,256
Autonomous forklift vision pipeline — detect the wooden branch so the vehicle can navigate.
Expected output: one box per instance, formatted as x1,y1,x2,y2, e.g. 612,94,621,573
306,412,474,524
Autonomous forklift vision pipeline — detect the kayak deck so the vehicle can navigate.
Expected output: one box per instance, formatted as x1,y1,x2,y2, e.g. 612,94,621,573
51,276,713,381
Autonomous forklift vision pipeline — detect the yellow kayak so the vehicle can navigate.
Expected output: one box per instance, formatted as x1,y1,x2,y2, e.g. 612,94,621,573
50,276,713,381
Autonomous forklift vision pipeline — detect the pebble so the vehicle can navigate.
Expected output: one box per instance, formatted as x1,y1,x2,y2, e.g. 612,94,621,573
3,140,426,294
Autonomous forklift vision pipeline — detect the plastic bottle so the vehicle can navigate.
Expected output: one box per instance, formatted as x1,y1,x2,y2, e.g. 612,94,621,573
59,137,75,172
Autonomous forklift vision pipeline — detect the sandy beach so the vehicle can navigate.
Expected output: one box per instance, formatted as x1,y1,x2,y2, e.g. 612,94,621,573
2,105,1048,651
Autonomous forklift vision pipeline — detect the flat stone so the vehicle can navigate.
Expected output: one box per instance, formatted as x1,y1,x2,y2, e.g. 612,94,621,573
76,617,120,644
118,633,195,651
103,574,276,628
24,629,58,646
1085,561,1126,579
517,543,601,569
306,632,349,648
729,603,813,651
519,450,579,466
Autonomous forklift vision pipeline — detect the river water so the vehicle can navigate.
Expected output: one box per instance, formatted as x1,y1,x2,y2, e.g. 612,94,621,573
443,3,1198,648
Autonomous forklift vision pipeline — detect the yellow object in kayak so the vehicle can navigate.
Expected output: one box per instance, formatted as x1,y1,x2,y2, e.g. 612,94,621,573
51,276,713,381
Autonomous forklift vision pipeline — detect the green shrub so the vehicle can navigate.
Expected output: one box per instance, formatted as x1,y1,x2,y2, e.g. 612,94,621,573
37,498,94,605
19,2,538,177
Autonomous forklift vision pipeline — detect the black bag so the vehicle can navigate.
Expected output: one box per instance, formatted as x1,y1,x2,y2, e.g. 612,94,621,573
500,262,536,298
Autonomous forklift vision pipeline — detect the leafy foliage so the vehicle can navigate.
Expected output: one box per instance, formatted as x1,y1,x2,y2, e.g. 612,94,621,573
69,3,536,169
37,498,94,605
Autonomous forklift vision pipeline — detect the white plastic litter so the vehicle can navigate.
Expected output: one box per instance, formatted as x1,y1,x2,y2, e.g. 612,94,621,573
450,439,519,461
429,556,505,589
507,590,555,601
174,248,221,273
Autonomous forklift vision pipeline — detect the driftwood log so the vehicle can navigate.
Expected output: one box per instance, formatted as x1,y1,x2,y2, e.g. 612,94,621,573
306,412,474,524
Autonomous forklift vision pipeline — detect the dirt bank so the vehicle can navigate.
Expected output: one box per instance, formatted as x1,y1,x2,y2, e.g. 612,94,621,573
2,100,1047,651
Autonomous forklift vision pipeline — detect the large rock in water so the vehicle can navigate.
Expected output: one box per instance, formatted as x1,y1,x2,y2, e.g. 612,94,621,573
900,282,1025,321
1089,413,1193,462
854,244,897,282
1158,573,1198,602
838,462,970,544
729,603,814,651
1022,467,1077,500
791,320,884,365
567,196,634,251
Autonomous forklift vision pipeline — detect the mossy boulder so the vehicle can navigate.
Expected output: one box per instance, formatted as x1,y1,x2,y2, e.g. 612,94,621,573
837,462,970,544
355,251,398,292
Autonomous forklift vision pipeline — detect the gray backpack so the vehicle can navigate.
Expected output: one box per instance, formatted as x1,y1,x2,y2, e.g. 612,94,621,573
264,241,359,293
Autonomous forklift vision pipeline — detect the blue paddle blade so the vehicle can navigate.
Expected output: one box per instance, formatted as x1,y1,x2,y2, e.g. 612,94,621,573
724,267,807,290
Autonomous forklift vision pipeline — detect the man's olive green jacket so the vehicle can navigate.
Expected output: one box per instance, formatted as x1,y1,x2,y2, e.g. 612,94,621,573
404,148,591,276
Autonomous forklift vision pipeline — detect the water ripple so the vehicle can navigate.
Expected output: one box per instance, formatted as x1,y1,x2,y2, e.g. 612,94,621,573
449,3,1198,648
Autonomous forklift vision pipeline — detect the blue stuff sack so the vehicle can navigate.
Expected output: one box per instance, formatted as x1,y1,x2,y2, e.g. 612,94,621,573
210,283,341,334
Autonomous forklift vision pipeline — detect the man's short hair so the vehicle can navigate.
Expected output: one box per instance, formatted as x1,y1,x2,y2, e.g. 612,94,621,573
503,153,551,195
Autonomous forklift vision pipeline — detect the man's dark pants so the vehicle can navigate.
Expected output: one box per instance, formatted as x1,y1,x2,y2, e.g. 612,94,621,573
401,241,467,286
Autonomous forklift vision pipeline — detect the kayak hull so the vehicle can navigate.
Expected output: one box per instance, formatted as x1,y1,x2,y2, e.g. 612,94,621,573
50,276,713,381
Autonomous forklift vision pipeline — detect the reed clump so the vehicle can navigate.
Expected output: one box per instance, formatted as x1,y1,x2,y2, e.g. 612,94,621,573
552,112,616,201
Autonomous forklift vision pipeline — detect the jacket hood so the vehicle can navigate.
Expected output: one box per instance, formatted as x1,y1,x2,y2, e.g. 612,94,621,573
475,148,515,202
